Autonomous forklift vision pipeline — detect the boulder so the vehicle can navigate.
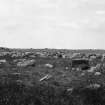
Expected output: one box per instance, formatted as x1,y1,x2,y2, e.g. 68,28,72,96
45,63,54,68
86,83,101,89
17,59,36,67
71,59,90,70
94,72,101,76
0,59,7,63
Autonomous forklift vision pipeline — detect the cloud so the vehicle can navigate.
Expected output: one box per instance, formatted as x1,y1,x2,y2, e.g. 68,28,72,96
96,10,105,15
0,0,105,49
57,21,81,29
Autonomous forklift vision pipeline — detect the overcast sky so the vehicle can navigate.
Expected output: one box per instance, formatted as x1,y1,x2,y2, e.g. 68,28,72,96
0,0,105,49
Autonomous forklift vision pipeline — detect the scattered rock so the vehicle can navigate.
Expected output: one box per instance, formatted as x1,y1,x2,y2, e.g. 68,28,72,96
76,68,80,71
39,74,52,81
45,64,54,68
87,67,96,73
81,72,85,76
16,80,23,84
67,88,73,92
0,59,7,63
17,59,36,67
71,59,90,70
94,72,101,76
65,67,69,70
86,83,101,89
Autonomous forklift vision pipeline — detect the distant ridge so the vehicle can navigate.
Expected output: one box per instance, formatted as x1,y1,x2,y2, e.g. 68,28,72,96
0,47,105,54
0,47,11,52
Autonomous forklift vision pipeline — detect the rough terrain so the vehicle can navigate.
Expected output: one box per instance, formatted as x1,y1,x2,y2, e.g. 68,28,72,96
0,47,105,105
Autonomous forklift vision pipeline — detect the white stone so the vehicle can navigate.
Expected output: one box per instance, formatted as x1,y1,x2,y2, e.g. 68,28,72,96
87,67,96,73
65,67,69,70
45,64,53,68
39,74,52,81
94,72,101,76
17,59,35,67
0,59,6,63
87,84,101,89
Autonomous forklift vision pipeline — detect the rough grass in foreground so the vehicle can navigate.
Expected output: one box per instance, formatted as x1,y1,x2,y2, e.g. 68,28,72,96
0,52,105,105
0,73,105,105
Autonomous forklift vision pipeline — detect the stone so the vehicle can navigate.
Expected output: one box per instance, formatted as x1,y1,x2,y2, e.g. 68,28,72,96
39,74,52,81
94,72,101,76
17,59,36,67
45,63,54,68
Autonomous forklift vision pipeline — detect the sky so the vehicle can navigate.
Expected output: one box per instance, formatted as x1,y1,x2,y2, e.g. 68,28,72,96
0,0,105,49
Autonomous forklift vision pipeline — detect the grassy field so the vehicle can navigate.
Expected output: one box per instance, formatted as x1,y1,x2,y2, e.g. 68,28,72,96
0,48,105,105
